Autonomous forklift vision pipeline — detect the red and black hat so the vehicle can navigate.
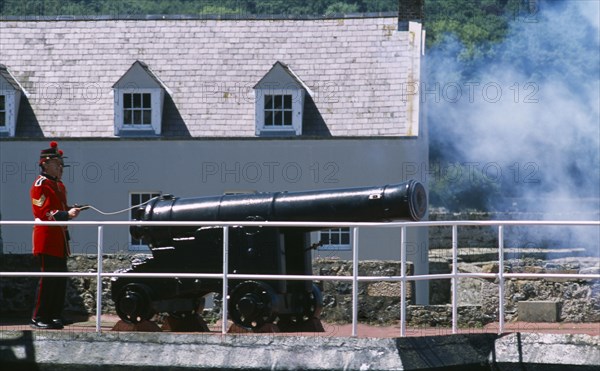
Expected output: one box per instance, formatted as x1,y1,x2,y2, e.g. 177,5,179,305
39,141,67,165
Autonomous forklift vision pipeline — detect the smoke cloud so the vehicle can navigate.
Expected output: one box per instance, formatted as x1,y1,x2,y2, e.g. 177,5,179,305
426,1,599,253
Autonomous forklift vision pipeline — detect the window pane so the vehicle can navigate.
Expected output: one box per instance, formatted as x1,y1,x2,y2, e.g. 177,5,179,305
130,193,160,248
143,93,151,108
284,111,292,126
133,111,141,125
341,232,350,244
274,111,282,125
143,110,152,125
264,111,273,126
274,95,282,109
124,110,132,125
133,94,141,108
264,95,273,109
130,194,140,218
0,95,5,127
331,234,339,244
124,93,132,108
284,95,292,109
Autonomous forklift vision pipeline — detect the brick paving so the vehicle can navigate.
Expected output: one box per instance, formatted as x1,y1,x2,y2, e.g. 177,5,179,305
1,314,598,338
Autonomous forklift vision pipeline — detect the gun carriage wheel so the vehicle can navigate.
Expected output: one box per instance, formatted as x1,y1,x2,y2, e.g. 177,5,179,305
115,283,155,324
278,283,323,326
229,281,278,329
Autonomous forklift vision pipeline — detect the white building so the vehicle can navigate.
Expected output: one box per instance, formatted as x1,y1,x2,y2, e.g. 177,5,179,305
0,3,430,302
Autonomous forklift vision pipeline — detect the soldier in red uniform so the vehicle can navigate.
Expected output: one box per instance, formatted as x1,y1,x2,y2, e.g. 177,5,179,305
30,141,81,329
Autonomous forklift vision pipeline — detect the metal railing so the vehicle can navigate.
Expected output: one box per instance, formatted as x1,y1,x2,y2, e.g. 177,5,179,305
1,219,598,337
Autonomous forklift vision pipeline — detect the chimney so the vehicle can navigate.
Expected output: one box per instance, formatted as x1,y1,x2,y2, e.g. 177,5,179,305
398,0,424,31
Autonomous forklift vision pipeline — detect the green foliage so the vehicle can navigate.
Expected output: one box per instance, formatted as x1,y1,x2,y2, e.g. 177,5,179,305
0,0,398,16
325,2,359,15
425,0,520,62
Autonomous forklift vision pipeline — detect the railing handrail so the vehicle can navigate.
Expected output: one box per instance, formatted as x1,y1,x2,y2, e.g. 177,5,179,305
1,219,598,336
1,220,599,227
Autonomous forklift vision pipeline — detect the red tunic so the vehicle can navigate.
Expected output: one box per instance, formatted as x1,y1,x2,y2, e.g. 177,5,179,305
30,174,70,258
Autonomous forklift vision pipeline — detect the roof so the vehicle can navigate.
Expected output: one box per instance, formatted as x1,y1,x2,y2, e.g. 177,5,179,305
0,64,26,93
254,61,314,97
112,60,173,95
0,16,422,138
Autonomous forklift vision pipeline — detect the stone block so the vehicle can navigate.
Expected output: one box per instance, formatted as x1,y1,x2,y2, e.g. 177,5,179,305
518,301,560,322
367,281,413,301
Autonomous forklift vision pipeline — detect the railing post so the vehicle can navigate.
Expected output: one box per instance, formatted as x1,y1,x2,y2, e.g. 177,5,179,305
498,225,505,334
96,226,103,333
451,224,458,334
221,226,229,334
400,225,407,337
351,227,359,337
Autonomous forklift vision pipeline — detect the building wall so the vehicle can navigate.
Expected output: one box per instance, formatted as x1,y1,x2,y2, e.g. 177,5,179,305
0,138,429,302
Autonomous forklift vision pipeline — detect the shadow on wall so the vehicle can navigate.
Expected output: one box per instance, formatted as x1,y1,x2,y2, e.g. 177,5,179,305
302,94,332,137
161,93,191,138
15,96,43,137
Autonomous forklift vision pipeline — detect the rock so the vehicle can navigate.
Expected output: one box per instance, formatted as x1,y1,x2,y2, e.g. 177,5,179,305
482,262,499,273
580,266,600,275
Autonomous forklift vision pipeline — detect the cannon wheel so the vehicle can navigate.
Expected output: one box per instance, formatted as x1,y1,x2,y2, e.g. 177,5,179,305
115,283,155,324
229,281,277,330
278,284,323,326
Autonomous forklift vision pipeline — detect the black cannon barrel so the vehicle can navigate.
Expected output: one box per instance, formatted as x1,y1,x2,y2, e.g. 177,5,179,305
131,180,426,247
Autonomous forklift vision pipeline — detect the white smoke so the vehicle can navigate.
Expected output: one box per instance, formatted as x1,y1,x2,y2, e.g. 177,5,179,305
426,0,600,253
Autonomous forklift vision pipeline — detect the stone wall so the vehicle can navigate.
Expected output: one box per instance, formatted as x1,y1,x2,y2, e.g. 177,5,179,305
0,254,132,315
1,254,598,327
314,259,414,325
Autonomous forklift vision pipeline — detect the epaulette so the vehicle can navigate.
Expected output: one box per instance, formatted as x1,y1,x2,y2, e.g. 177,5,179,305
34,176,47,187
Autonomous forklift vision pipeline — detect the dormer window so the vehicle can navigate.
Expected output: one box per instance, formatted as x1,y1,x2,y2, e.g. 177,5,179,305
113,61,169,136
0,64,25,137
254,62,311,136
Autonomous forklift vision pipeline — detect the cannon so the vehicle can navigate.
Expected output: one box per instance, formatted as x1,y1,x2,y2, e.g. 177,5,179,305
111,180,427,330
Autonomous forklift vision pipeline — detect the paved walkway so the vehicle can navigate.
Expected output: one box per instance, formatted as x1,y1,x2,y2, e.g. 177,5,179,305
1,314,598,338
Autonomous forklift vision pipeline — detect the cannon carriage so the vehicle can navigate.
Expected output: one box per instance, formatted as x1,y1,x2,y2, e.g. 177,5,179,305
110,180,427,330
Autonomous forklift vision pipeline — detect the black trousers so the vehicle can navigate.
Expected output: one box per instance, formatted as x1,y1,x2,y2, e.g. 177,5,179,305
32,254,67,321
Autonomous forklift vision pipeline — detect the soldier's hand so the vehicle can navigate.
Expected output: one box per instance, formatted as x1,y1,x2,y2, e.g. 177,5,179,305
68,208,81,219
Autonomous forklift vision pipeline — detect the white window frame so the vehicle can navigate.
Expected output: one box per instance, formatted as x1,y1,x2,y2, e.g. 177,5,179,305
263,93,293,127
123,92,152,126
114,88,163,136
255,88,304,136
316,227,352,251
129,191,161,251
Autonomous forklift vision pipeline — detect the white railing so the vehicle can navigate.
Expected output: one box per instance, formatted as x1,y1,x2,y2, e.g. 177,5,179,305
1,219,599,337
